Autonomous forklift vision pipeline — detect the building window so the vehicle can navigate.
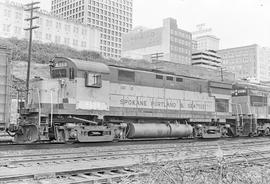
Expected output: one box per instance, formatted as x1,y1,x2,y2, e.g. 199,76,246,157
82,28,87,35
73,39,78,46
15,12,22,20
37,17,43,25
81,41,86,47
46,20,53,27
64,24,71,32
46,33,51,40
55,35,61,43
64,38,70,45
34,30,42,40
3,24,10,32
73,26,79,33
14,26,21,35
4,9,11,17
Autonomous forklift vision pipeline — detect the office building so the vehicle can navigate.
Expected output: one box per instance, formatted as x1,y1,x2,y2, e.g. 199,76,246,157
192,40,198,51
122,18,192,65
191,35,221,69
0,0,100,52
191,27,221,69
218,44,270,82
193,35,219,51
51,0,133,58
192,50,222,69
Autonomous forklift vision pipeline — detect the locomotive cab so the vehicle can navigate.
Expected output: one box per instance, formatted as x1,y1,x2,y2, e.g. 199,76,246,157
12,57,115,143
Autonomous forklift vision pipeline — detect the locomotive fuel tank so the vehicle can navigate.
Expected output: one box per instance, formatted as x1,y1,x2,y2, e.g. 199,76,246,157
126,123,193,139
170,123,193,137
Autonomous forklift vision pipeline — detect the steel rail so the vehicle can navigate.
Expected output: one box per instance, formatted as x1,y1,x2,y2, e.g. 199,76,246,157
1,138,270,164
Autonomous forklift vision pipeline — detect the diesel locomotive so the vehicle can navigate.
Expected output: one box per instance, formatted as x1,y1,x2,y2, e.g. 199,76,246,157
7,57,270,143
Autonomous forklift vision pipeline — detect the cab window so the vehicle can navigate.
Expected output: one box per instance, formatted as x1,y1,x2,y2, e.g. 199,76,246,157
85,73,102,88
69,68,75,80
51,69,67,78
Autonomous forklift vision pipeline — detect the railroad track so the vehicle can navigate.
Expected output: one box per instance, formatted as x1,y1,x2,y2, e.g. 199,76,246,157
1,136,270,156
1,136,270,153
1,137,270,183
2,148,270,184
1,137,270,166
1,137,270,171
0,135,269,151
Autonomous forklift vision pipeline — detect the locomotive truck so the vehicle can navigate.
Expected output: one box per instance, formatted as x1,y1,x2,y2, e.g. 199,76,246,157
7,57,270,143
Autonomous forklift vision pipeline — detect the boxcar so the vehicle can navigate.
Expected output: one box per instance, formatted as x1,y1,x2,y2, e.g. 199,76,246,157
0,47,11,132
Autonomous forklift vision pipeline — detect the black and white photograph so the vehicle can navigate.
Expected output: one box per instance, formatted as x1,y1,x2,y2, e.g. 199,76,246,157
0,0,270,183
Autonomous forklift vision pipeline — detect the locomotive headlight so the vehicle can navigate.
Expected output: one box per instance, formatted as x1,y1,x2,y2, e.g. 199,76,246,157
70,131,78,138
225,124,231,128
120,123,128,128
196,124,203,128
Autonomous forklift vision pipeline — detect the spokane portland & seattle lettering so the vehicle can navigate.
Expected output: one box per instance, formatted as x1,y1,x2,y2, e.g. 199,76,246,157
120,98,177,108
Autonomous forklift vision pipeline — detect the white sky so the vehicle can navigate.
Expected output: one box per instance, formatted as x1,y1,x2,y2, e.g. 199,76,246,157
11,0,270,49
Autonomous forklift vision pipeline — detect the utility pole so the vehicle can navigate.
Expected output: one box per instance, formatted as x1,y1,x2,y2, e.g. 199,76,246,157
24,2,40,105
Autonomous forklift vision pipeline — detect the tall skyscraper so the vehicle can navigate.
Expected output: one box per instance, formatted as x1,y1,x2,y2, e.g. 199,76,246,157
51,0,133,58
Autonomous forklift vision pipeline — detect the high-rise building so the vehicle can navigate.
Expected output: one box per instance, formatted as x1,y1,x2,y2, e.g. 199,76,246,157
218,44,270,82
194,35,219,51
192,50,222,69
192,40,198,51
192,24,219,51
0,1,100,52
122,18,192,65
191,35,221,69
191,25,221,69
51,0,133,58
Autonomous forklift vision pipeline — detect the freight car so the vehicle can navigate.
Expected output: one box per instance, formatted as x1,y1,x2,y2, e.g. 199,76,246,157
0,47,11,140
7,57,260,143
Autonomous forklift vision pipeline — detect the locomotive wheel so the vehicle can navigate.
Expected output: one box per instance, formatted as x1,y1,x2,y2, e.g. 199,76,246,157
14,125,39,143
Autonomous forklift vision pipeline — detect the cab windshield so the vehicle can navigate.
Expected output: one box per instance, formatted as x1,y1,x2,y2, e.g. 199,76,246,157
51,68,67,78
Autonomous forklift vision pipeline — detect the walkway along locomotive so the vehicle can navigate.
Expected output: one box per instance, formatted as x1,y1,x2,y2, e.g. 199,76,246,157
7,57,270,143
